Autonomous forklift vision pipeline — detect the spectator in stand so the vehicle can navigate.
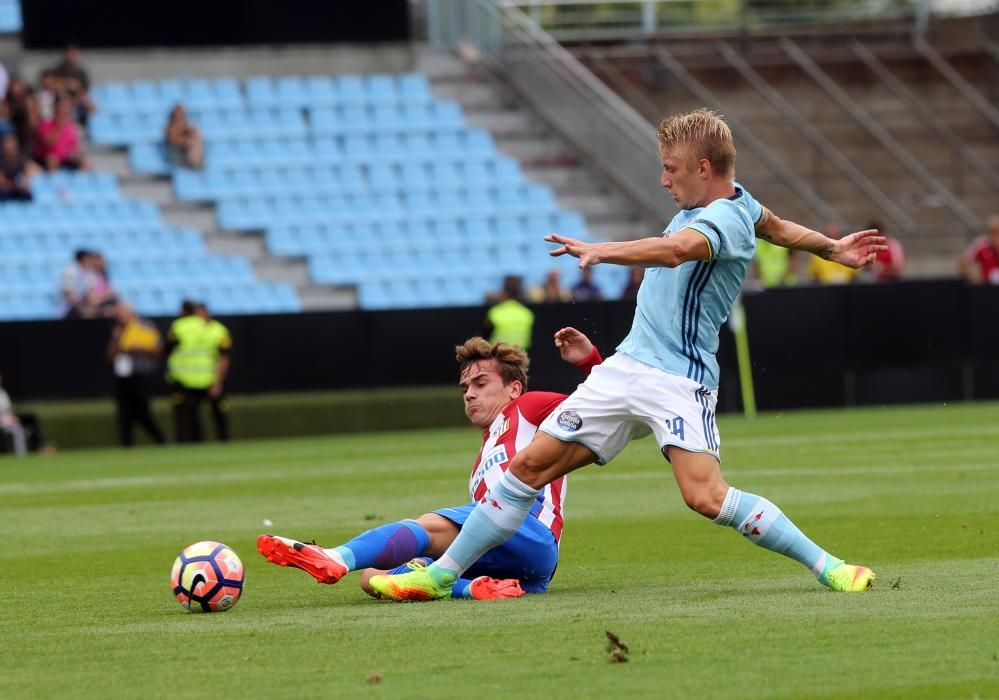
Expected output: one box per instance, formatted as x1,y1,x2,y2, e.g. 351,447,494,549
108,302,167,447
60,249,94,318
808,223,858,285
0,130,36,201
165,104,204,169
86,252,118,317
34,94,87,171
4,75,39,154
570,266,603,302
36,69,60,121
621,266,644,300
958,214,999,285
485,275,535,350
866,221,905,282
47,44,95,126
0,371,27,457
528,269,570,303
0,60,8,102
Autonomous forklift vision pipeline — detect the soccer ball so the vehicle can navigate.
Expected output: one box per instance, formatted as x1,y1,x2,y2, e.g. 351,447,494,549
170,541,244,613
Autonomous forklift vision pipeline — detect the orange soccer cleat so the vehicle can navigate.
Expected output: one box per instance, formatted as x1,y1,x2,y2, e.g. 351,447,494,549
257,534,347,585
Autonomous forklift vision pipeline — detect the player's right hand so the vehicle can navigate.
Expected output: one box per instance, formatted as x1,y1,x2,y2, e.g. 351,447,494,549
554,326,593,364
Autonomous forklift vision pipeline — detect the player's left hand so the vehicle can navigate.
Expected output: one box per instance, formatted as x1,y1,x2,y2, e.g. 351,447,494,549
554,326,593,364
830,229,888,269
546,234,603,268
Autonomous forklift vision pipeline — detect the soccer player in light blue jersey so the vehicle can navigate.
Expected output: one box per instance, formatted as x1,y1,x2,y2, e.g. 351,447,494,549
372,108,887,601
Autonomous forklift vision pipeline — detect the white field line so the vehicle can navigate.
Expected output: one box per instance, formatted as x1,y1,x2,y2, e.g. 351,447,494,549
2,425,996,496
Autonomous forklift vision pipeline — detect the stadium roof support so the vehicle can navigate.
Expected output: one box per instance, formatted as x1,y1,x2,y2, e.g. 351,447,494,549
914,36,999,134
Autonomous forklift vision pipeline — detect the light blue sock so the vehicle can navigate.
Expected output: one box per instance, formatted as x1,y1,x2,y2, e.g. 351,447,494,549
428,470,539,587
331,521,430,571
714,487,835,576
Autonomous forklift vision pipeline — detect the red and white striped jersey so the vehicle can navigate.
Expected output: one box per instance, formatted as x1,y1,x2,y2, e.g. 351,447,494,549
467,348,602,544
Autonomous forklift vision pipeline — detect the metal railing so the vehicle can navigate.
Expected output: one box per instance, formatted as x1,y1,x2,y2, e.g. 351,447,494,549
496,0,920,41
429,0,671,221
715,41,917,234
780,37,981,235
850,39,999,196
652,45,843,226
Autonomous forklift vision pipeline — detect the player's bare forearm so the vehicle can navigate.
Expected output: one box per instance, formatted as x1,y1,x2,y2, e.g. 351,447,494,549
755,209,833,258
546,232,708,268
755,208,886,269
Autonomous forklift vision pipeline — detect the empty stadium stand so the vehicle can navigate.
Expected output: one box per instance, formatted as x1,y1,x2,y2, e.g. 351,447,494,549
0,172,300,320
86,71,623,310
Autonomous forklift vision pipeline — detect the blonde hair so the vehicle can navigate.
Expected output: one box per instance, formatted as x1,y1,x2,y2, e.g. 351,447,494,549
657,108,736,179
455,337,529,389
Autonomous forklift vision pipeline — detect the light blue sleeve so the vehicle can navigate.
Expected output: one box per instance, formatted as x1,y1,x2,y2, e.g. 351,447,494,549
685,199,755,261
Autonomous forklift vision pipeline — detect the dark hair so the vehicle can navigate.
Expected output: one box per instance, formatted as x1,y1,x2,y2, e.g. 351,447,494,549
455,337,529,389
180,299,198,315
74,249,90,262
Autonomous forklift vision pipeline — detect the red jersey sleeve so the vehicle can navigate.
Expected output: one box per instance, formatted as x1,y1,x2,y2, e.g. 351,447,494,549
515,392,569,425
574,346,603,376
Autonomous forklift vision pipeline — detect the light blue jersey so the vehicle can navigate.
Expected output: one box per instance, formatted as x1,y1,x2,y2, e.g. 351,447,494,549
617,183,761,390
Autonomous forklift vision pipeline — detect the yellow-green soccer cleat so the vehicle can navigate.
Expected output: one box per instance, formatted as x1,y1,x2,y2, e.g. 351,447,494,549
368,568,453,601
819,562,876,592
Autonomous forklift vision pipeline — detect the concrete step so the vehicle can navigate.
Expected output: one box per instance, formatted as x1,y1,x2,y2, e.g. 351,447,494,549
87,147,132,179
159,204,218,233
202,230,266,258
298,283,355,311
119,178,175,207
252,257,311,286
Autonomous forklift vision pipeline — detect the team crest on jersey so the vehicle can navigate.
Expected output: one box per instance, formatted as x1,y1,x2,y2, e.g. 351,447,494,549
556,410,582,432
492,417,510,439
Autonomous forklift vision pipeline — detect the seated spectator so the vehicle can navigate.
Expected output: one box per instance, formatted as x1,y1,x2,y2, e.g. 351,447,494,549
528,269,570,303
958,214,999,285
866,221,905,282
36,69,60,121
808,223,858,285
47,44,95,126
0,60,8,102
0,372,48,456
87,252,119,316
621,266,644,300
59,250,106,318
165,104,204,169
4,76,39,154
0,130,34,201
570,267,602,302
34,95,87,171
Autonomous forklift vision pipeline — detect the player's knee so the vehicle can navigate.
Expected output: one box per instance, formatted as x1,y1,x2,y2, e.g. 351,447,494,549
680,485,725,519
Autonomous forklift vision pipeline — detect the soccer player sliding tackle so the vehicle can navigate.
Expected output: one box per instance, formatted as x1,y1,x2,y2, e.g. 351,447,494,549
371,108,886,602
258,328,601,600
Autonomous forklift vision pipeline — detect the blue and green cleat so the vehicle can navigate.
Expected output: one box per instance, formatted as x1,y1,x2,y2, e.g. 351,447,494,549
818,559,876,592
369,567,455,601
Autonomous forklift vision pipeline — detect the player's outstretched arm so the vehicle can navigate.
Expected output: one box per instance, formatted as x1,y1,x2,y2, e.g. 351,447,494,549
545,230,709,269
553,327,593,364
755,208,887,269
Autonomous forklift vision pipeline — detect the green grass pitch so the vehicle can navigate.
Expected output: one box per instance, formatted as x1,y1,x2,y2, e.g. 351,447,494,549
3,402,998,698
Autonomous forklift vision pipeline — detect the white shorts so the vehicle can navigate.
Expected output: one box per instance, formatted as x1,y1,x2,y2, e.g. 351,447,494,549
539,352,720,465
